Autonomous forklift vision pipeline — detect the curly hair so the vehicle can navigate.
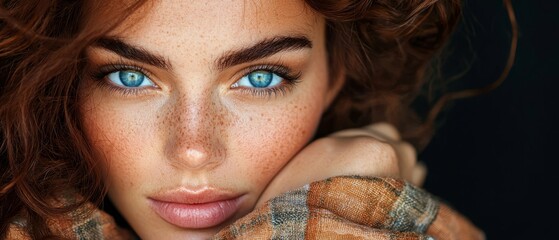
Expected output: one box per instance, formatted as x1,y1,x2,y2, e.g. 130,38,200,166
0,0,461,238
309,0,461,143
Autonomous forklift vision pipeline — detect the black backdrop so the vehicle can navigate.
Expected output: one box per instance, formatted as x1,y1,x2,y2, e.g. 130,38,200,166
420,0,557,239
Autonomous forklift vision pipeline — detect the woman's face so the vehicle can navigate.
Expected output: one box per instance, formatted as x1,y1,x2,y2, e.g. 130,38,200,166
80,0,337,238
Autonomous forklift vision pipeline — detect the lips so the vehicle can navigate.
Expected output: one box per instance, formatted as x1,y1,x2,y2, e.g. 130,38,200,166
148,188,243,229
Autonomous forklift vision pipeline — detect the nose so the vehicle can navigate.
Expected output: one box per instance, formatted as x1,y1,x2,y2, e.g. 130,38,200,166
164,94,227,171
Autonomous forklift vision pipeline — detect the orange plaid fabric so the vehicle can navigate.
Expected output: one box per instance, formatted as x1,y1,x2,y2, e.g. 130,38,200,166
214,176,484,239
7,176,483,239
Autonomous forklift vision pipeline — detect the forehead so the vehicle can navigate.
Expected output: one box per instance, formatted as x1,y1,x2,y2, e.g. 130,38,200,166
108,0,322,48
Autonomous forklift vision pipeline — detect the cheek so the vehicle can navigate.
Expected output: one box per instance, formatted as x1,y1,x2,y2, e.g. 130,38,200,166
232,52,330,186
79,95,161,189
230,91,326,191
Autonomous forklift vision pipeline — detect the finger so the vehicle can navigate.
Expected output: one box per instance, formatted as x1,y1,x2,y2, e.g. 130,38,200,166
410,162,427,187
330,124,398,142
391,141,417,181
331,125,417,181
364,122,401,141
330,128,380,138
331,122,401,142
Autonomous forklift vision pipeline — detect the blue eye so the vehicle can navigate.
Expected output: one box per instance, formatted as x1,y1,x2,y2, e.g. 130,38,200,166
106,70,155,88
233,70,283,89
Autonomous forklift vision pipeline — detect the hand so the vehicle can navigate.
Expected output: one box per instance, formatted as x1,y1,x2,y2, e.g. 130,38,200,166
256,122,426,207
334,122,427,187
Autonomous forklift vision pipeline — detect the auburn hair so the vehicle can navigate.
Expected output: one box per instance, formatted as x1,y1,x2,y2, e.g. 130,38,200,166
0,0,461,238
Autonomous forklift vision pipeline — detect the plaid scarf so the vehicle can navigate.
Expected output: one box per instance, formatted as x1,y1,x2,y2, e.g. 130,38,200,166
7,176,483,239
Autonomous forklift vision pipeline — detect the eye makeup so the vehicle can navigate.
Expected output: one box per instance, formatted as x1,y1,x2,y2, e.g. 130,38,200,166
88,60,303,99
230,63,302,98
88,61,159,97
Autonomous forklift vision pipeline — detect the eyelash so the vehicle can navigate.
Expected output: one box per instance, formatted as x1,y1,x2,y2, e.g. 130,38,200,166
89,62,302,98
234,64,301,98
89,63,155,97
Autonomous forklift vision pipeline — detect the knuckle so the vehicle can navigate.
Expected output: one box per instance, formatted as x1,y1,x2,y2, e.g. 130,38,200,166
311,137,339,150
346,136,396,159
368,139,397,159
329,128,362,137
398,142,417,157
368,122,400,141
310,135,402,178
349,136,400,174
349,135,383,149
370,141,400,176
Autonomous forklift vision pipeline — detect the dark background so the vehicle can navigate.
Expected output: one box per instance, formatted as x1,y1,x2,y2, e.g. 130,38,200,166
421,0,557,239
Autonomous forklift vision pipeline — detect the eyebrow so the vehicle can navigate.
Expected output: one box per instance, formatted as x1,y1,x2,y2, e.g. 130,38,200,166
93,36,312,71
216,36,312,70
94,38,172,69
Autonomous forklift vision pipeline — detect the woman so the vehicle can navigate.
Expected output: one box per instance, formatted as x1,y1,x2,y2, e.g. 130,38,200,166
1,0,482,239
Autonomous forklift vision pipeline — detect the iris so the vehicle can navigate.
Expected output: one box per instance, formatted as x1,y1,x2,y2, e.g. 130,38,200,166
247,71,273,88
119,71,145,87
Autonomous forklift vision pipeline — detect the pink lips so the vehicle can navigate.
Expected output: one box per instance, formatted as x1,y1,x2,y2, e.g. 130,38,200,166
148,188,243,229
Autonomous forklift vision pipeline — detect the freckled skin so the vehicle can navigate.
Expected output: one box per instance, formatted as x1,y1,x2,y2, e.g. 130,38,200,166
80,0,338,239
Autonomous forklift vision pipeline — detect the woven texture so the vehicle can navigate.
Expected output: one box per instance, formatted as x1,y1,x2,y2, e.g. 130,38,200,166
6,200,134,240
7,176,483,239
214,176,484,239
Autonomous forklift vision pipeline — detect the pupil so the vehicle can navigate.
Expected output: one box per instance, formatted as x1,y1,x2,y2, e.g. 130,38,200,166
248,71,272,88
119,71,145,87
